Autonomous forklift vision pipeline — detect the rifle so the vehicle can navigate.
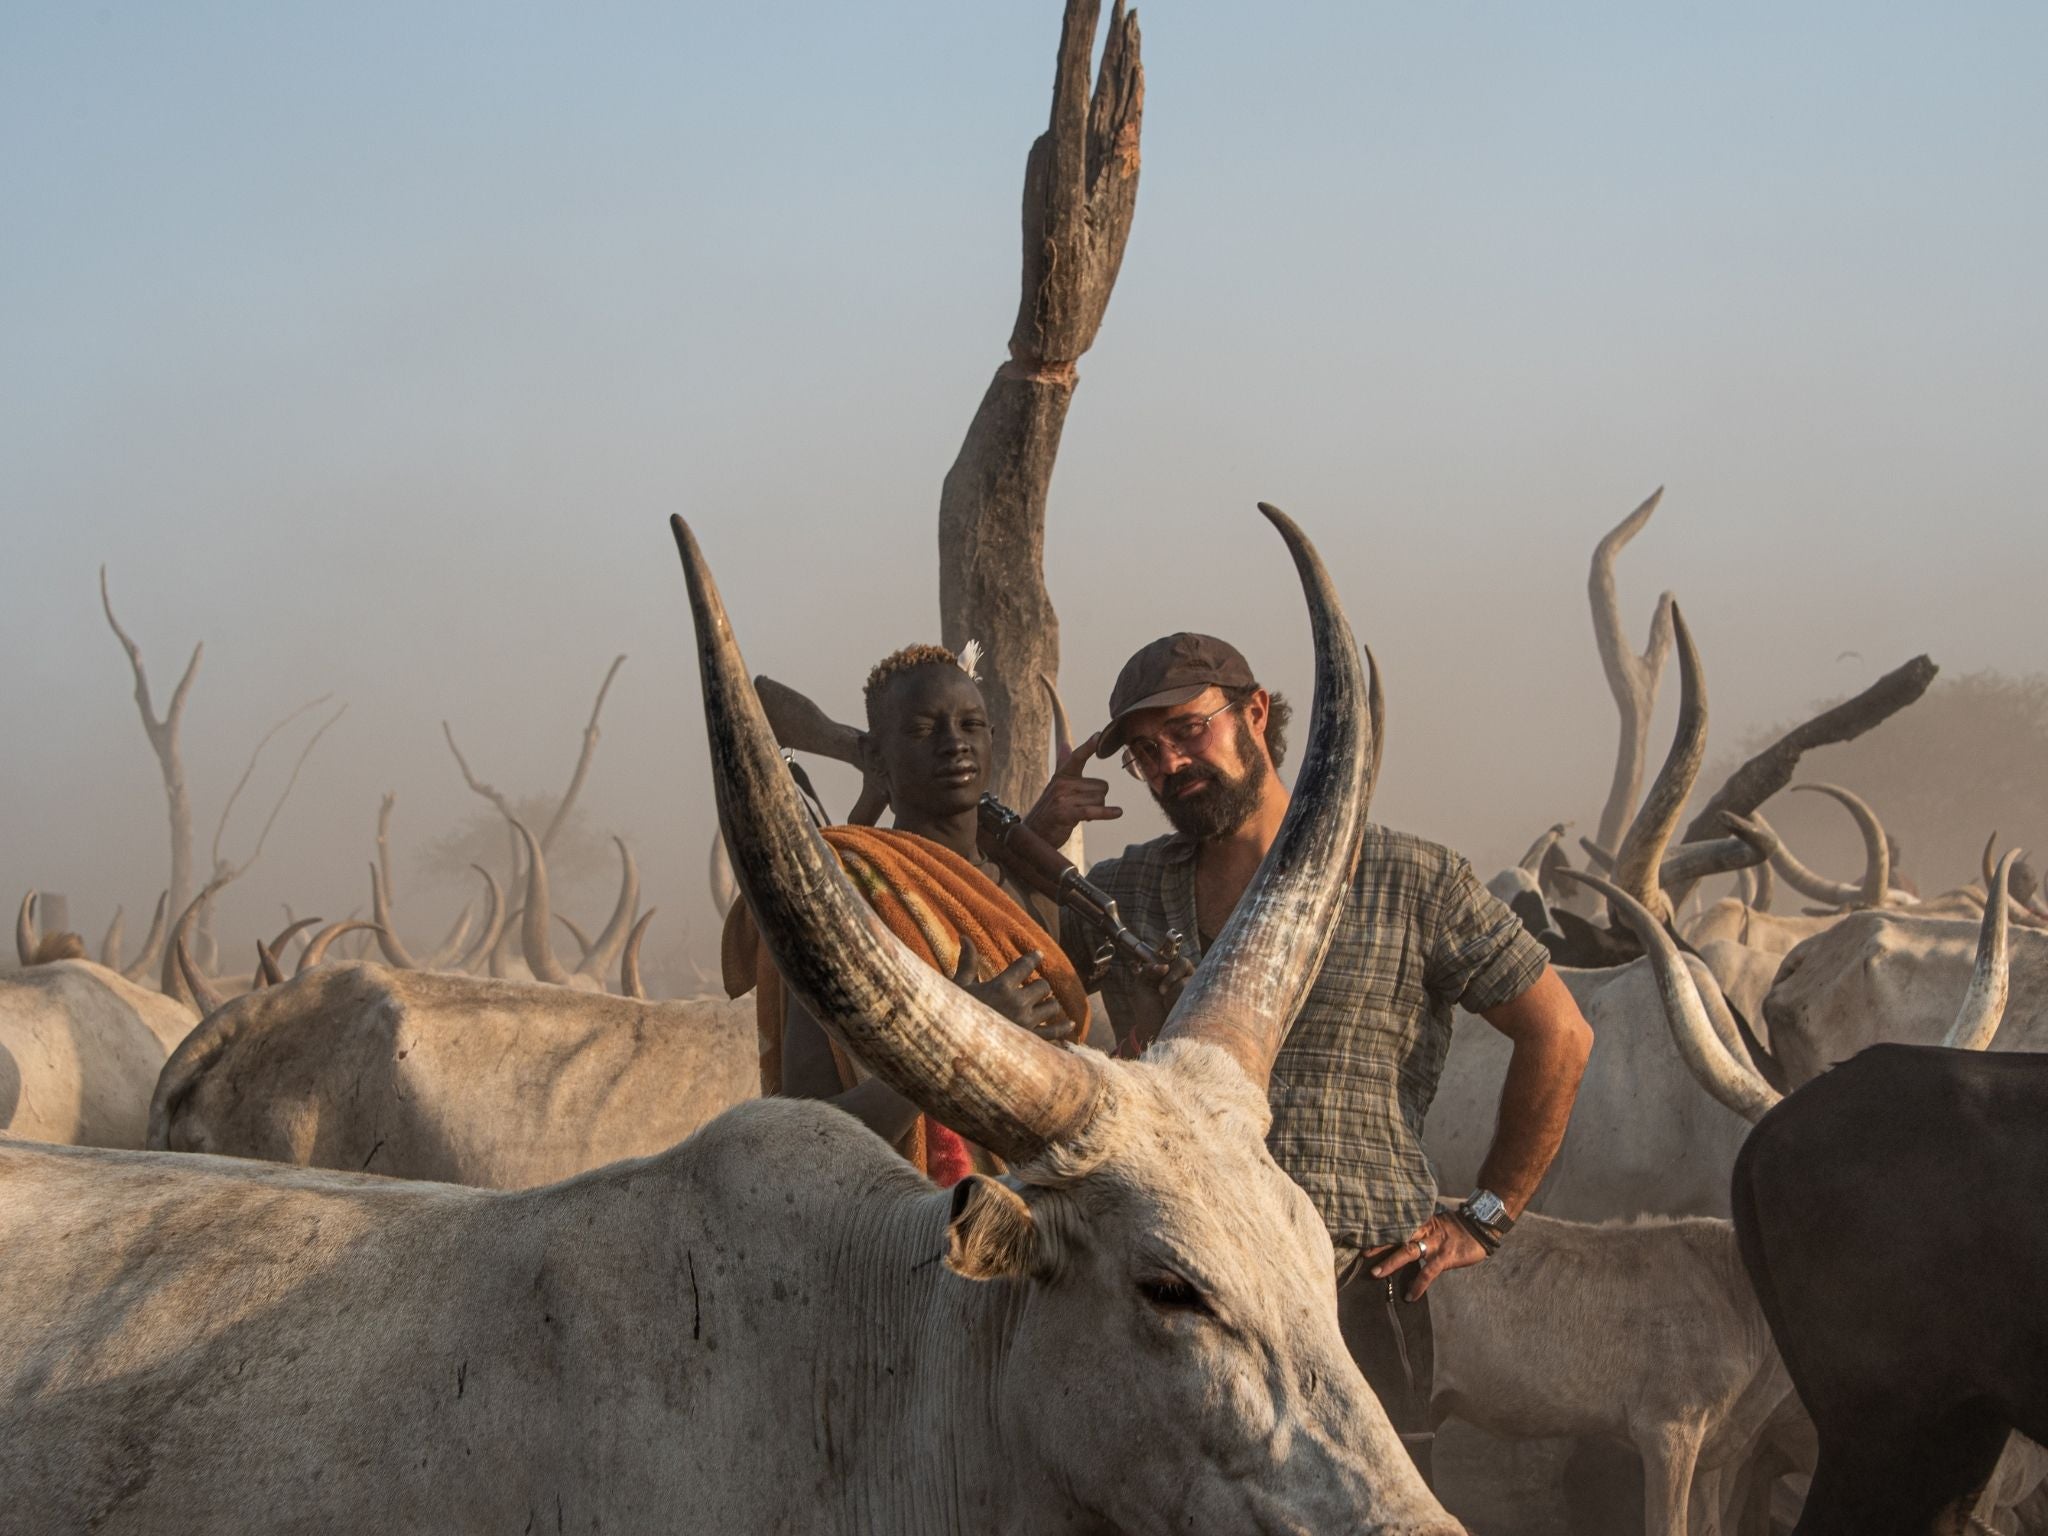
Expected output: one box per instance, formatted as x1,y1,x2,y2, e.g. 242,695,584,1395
976,795,1196,995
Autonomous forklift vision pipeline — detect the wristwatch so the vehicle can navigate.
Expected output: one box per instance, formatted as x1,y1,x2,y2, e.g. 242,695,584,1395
1455,1189,1515,1251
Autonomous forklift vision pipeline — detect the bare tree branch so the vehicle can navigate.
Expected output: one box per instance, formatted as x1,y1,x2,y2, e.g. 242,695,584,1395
442,720,517,821
445,656,625,977
543,654,627,851
1662,654,1939,908
101,565,203,916
443,653,626,864
443,719,525,885
211,693,335,870
209,703,349,892
938,0,1143,810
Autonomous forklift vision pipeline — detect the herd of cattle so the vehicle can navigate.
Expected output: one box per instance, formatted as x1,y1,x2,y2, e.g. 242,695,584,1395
3,507,2044,1535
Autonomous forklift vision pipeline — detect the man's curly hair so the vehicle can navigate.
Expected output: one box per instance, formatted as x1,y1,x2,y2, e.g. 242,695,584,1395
863,643,966,728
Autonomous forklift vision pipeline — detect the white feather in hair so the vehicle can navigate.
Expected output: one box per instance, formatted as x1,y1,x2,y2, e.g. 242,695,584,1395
957,639,983,681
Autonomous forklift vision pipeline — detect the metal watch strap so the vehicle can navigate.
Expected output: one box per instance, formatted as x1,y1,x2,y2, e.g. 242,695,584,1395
1453,1190,1512,1253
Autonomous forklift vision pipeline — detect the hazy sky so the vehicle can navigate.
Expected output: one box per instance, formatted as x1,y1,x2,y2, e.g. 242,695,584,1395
5,2,2044,976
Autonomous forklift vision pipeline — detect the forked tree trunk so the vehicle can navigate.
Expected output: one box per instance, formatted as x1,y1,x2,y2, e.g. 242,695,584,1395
938,0,1143,810
101,567,202,921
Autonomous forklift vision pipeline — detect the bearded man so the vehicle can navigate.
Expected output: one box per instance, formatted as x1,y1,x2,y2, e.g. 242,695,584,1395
1025,633,1593,1483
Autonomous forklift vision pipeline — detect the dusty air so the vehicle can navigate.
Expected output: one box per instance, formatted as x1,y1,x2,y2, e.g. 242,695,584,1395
5,3,2046,1534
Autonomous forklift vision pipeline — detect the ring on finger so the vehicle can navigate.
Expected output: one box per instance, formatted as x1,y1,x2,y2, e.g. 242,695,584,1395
1413,1237,1428,1260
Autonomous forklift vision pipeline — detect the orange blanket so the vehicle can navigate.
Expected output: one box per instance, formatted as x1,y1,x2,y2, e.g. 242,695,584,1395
721,826,1088,1184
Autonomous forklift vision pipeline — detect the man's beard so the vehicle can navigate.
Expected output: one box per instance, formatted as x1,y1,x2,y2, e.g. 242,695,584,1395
1153,716,1270,841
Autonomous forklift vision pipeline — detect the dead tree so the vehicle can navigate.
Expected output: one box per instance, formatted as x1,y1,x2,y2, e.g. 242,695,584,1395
102,569,342,960
1589,490,1677,859
191,699,349,966
1660,654,1938,909
444,654,625,862
937,0,1144,809
444,654,626,970
101,567,202,919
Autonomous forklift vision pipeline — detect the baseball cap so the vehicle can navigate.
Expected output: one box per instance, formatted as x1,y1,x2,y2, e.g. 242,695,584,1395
1096,633,1257,758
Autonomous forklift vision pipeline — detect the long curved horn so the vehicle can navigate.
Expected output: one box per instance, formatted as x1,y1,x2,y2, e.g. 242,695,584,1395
424,901,477,970
161,891,213,1004
121,891,170,982
1041,673,1076,761
1608,604,1704,924
619,908,657,999
1557,868,1779,1124
1365,642,1386,793
673,513,1099,1164
1578,836,1616,873
296,919,383,974
1945,850,2017,1051
267,916,321,962
555,913,595,958
489,905,522,978
99,906,126,970
1519,824,1567,875
576,838,641,981
1656,811,1780,890
455,864,505,971
2009,856,2039,909
1982,832,1999,895
1157,505,1374,1087
1788,784,1889,909
514,820,575,985
1041,675,1089,870
174,933,228,1017
255,940,285,989
1590,489,1677,859
1756,806,1872,911
16,892,37,967
708,835,738,919
367,863,421,969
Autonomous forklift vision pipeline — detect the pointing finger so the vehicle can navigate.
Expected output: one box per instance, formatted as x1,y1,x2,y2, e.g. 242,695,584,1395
1055,731,1105,779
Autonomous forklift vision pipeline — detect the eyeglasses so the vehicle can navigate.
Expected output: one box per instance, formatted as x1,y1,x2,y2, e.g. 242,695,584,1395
1120,699,1241,780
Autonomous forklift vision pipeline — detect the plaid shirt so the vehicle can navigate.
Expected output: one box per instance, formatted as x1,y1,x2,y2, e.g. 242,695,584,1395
1063,825,1548,1253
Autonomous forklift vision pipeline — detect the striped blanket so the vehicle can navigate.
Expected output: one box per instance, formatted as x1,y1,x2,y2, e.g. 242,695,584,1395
721,826,1087,1184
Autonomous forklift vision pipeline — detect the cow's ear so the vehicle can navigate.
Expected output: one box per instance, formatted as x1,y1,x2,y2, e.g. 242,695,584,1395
945,1175,1038,1282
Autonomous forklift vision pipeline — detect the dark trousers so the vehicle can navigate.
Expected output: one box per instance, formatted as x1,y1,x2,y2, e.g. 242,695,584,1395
1335,1250,1436,1487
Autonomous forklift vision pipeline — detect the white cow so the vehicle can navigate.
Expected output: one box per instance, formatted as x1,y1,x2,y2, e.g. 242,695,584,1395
1,957,195,1148
1429,952,1755,1221
0,506,1463,1535
1432,1213,1797,1536
1763,906,2048,1090
1431,610,1764,1221
150,961,760,1186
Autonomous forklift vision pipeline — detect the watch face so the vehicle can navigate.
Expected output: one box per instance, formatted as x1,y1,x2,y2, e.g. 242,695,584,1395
1468,1191,1507,1226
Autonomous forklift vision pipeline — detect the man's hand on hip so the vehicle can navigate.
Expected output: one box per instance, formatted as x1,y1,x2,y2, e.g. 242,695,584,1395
1364,1211,1487,1301
1024,731,1124,849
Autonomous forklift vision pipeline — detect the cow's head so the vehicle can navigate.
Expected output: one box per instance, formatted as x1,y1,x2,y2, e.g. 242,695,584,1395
675,507,1462,1535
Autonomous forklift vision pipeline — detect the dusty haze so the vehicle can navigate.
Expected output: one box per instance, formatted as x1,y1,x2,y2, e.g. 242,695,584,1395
5,4,2045,988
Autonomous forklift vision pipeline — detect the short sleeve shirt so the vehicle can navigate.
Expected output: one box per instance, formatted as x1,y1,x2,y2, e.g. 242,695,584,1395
1063,824,1549,1254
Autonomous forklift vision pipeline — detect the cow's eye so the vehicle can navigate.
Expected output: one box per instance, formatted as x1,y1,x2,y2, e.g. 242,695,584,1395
1137,1273,1210,1315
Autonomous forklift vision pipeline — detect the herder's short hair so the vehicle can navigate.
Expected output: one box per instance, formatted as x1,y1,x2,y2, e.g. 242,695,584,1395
863,643,966,728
